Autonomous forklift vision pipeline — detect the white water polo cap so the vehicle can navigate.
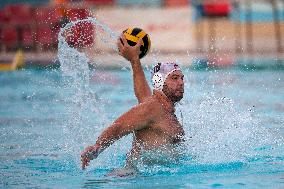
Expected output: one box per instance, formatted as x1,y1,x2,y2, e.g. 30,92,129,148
151,62,181,91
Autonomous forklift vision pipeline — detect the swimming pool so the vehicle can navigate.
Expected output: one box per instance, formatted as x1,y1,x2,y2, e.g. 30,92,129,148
0,66,284,188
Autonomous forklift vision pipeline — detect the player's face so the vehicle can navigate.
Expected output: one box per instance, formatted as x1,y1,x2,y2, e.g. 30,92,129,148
163,70,184,103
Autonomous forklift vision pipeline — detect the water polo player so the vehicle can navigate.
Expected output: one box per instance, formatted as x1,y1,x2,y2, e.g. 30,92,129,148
81,35,185,176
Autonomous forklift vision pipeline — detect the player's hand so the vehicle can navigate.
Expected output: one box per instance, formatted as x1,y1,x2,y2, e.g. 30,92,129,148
117,34,142,62
81,145,99,170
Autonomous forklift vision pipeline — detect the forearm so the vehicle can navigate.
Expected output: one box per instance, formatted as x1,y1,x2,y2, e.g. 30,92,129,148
94,123,127,154
82,100,153,168
130,58,151,103
83,123,132,162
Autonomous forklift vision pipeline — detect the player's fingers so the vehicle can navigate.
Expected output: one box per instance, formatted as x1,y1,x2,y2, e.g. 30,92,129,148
117,36,124,46
121,35,129,47
117,38,124,52
82,161,86,170
81,156,88,169
136,38,142,47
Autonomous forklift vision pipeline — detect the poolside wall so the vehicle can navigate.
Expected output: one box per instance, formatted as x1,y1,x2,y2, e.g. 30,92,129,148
1,5,282,55
94,7,194,53
94,6,284,55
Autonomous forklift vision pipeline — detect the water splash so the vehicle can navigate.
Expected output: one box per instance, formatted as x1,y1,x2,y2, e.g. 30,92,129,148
57,18,119,155
178,92,283,164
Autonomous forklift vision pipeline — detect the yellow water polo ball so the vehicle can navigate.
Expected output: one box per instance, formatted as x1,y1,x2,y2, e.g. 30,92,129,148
122,27,151,59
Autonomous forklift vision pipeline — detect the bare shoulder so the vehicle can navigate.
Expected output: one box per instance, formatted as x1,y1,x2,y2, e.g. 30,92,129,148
137,95,162,114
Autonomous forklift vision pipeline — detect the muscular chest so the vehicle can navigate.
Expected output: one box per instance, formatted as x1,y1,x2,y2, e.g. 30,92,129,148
155,112,185,141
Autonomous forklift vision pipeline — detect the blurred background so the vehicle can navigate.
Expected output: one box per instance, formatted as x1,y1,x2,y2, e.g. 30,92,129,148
0,0,283,69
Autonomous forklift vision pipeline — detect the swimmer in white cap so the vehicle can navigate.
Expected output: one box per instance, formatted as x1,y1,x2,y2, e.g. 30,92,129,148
81,35,185,176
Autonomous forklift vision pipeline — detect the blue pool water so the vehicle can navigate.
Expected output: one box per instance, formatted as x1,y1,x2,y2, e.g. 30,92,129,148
0,66,284,188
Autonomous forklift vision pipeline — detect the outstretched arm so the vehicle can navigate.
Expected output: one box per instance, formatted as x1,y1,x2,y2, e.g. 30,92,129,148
117,35,152,103
81,101,154,169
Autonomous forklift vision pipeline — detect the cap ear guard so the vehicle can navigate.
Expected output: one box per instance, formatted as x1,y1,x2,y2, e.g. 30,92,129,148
152,72,164,91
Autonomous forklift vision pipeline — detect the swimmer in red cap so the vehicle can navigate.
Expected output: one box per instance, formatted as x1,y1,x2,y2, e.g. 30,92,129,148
81,35,185,176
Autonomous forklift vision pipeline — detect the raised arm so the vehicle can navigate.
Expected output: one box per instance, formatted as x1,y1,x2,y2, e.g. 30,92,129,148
117,35,152,103
81,101,154,169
